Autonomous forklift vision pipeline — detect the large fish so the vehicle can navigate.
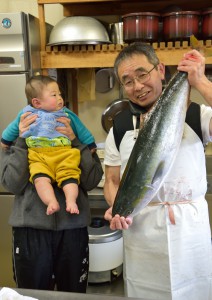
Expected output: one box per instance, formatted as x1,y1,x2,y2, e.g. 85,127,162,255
112,71,190,218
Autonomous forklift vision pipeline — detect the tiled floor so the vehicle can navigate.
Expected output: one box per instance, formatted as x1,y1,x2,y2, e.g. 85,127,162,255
87,274,124,297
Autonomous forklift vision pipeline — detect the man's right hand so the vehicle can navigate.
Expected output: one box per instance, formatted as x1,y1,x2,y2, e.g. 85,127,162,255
104,207,133,230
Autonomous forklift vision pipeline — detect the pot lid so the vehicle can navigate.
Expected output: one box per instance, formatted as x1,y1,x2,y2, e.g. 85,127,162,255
95,68,115,93
101,98,130,133
162,10,200,17
122,12,160,18
88,217,122,243
202,8,212,14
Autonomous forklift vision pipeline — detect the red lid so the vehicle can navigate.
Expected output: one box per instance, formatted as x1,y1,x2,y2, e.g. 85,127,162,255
202,8,212,15
162,11,200,17
122,12,161,18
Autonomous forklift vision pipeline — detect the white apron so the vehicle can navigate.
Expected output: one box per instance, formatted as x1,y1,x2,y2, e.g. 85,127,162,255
122,124,212,300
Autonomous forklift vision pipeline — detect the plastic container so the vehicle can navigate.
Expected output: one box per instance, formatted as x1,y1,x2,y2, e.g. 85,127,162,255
202,8,212,39
122,12,160,43
162,11,200,41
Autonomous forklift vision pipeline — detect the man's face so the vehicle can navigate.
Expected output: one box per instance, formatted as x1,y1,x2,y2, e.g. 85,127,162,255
118,54,165,110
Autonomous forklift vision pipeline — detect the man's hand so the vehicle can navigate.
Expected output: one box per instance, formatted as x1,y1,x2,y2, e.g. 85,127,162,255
104,207,133,230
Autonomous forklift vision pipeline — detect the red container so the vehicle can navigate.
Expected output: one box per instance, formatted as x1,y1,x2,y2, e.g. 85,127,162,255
202,8,212,39
122,12,160,43
162,11,200,41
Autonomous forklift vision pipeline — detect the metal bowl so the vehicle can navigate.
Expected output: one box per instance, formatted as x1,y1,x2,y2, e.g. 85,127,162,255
48,16,111,46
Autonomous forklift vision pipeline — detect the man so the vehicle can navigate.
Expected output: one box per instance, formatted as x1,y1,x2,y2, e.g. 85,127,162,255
104,42,212,299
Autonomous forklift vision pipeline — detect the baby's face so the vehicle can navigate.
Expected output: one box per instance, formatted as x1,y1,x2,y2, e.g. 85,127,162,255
39,82,64,112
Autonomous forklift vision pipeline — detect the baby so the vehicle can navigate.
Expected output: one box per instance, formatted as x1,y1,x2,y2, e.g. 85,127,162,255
1,75,96,215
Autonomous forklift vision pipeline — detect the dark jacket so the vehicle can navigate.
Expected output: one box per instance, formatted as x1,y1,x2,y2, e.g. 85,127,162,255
0,138,103,230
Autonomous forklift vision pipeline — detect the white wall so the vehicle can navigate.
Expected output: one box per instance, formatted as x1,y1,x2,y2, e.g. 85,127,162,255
0,0,63,25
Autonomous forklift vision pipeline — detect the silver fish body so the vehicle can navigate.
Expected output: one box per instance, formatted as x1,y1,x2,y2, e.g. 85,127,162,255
112,71,190,218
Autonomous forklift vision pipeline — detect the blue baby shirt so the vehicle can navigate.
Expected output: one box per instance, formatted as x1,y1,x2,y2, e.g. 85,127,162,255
2,105,96,148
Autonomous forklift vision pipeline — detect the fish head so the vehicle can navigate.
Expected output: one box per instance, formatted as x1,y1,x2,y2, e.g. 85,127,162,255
112,181,153,218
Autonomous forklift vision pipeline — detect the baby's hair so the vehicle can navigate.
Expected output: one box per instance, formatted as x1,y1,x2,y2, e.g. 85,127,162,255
25,75,57,103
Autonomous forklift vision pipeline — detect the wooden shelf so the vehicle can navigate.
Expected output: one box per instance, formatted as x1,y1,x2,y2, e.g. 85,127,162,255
41,41,212,69
37,0,212,16
37,0,212,69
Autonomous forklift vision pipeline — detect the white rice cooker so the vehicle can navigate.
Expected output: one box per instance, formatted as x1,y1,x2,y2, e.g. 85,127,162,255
88,217,123,283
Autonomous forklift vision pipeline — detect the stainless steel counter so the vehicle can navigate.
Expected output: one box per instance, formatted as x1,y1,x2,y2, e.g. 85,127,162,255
0,288,153,300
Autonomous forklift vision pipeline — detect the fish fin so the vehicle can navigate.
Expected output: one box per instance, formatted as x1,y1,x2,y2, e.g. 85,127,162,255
151,161,165,187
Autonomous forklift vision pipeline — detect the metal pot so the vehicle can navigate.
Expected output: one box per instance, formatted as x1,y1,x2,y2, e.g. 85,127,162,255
122,12,161,43
101,98,129,133
48,16,111,46
109,22,124,44
202,8,212,39
162,11,200,41
88,217,123,283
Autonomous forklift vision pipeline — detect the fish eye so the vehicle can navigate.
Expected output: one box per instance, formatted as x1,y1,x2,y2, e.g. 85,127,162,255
124,207,134,217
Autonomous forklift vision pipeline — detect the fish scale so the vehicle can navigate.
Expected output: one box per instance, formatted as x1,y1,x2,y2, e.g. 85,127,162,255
112,71,190,218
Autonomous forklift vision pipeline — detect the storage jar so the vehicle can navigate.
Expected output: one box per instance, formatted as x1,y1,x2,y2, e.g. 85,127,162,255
122,12,160,43
162,11,200,41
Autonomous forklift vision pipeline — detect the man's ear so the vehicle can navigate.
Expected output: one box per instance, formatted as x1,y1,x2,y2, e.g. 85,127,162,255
158,63,166,81
31,98,41,108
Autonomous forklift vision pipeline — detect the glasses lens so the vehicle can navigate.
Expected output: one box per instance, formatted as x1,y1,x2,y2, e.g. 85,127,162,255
123,65,156,89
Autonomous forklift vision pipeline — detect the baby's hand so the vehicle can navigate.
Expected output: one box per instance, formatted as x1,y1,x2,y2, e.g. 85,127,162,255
0,142,9,150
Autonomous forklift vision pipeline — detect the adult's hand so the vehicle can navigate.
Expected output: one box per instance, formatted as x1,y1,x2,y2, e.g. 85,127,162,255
177,49,206,89
56,117,76,141
104,207,133,230
178,49,212,108
19,112,37,137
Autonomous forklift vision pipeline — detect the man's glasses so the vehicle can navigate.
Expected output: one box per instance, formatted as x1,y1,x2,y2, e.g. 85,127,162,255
121,65,157,89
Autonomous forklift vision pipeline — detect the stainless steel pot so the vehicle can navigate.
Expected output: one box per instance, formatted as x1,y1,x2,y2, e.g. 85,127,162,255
88,217,123,283
109,22,124,44
48,16,111,46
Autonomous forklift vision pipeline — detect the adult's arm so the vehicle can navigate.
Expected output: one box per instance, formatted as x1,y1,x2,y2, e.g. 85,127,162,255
104,165,121,207
177,49,212,134
1,138,30,194
103,165,132,229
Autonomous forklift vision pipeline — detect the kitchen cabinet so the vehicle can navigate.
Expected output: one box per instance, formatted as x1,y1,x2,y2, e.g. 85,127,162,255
37,0,212,69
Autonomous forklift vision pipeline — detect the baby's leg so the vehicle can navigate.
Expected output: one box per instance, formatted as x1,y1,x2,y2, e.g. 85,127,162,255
34,176,60,215
63,183,79,214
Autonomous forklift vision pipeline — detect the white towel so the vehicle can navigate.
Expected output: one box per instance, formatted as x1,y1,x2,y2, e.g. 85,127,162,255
0,288,38,300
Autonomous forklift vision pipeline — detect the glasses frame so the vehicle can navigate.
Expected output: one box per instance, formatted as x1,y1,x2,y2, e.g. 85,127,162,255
121,65,157,89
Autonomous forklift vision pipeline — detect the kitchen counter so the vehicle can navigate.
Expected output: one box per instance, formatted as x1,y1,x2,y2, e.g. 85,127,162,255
0,288,153,300
88,188,109,209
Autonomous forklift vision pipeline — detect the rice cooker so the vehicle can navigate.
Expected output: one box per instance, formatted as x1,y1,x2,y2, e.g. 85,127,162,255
88,217,123,283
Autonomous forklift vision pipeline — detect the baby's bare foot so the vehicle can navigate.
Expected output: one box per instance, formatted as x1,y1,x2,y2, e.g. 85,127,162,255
66,203,79,214
46,201,60,215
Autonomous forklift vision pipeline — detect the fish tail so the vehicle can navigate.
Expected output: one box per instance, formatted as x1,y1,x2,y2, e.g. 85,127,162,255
190,35,212,57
